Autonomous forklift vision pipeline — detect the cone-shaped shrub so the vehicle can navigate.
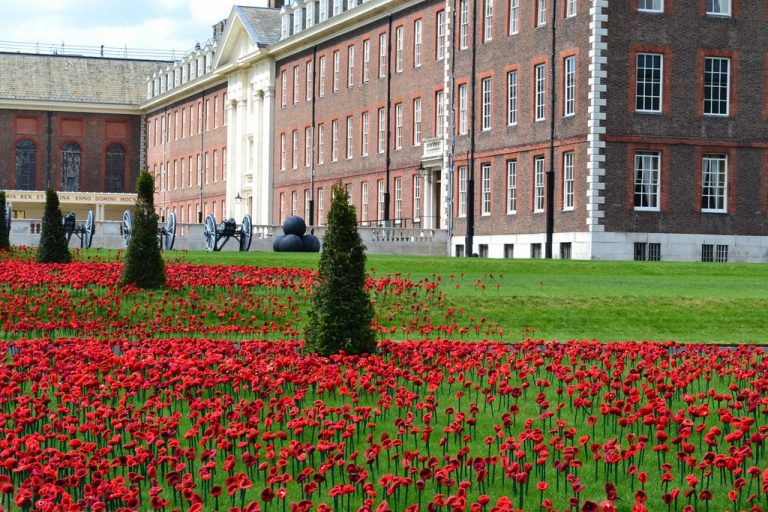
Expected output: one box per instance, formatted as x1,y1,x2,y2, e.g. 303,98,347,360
37,188,71,263
122,171,165,289
0,191,10,251
305,181,376,356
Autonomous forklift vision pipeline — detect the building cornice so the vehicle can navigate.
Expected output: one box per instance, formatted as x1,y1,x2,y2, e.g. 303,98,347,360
0,98,141,115
139,73,228,113
269,0,425,59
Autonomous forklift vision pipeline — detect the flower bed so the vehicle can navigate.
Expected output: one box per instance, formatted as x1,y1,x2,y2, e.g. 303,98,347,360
0,260,766,511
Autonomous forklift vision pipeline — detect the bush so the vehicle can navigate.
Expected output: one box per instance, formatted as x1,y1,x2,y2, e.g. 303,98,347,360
37,189,71,263
0,191,10,251
305,182,376,356
122,171,166,289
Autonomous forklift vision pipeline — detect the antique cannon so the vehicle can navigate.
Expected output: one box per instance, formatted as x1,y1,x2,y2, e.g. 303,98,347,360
203,214,252,252
62,210,95,249
121,210,177,250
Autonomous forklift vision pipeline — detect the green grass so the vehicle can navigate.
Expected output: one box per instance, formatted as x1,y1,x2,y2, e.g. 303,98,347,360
133,250,768,344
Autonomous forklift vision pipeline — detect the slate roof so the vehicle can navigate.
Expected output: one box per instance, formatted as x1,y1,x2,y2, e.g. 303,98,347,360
236,6,283,47
0,53,170,106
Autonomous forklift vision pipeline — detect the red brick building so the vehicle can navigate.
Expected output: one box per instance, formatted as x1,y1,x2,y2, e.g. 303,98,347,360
269,0,768,261
0,52,165,220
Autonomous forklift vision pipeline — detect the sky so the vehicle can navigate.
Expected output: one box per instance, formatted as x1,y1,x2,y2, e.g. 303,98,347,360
0,0,269,59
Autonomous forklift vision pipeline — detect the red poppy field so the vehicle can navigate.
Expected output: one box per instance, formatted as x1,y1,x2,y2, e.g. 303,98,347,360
0,254,766,512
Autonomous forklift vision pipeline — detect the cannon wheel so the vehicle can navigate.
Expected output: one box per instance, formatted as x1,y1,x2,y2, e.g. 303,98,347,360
204,215,217,252
84,210,95,249
5,206,10,231
121,210,132,248
165,212,177,250
239,215,252,252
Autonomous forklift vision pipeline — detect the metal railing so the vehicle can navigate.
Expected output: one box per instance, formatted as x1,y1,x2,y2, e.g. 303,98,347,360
0,40,178,61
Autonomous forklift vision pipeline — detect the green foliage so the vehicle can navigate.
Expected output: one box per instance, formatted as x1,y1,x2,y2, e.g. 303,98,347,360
122,171,166,289
0,191,10,251
36,189,71,263
305,182,376,356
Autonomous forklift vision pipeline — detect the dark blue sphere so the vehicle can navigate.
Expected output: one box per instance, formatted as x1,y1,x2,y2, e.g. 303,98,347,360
302,234,321,252
279,234,304,252
272,235,284,252
282,215,307,237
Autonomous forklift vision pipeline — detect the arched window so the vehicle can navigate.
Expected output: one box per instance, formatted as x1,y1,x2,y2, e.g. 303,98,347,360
61,142,81,192
105,143,126,193
15,140,36,190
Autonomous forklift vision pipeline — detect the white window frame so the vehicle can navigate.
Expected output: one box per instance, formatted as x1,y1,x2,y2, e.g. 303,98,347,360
333,51,340,92
460,0,469,49
506,159,517,214
413,175,421,221
435,90,444,136
534,156,545,212
395,103,403,150
633,151,660,211
394,177,402,222
458,166,467,217
331,120,339,161
563,151,574,210
377,108,386,153
638,0,663,12
281,70,287,107
704,57,730,116
481,163,491,215
507,71,518,125
413,98,422,146
459,84,468,134
702,154,728,213
347,45,355,87
317,124,325,164
361,112,369,156
317,188,324,226
509,0,519,35
292,130,298,169
280,133,286,171
319,56,326,97
636,53,663,113
306,61,313,101
304,189,311,222
363,39,370,83
293,66,299,104
566,0,577,16
535,64,546,121
377,180,385,222
436,11,446,60
414,19,423,67
706,0,731,16
346,116,353,159
379,33,387,79
537,0,547,26
305,127,312,167
481,77,492,131
564,56,576,117
361,182,369,223
484,0,494,43
395,26,404,72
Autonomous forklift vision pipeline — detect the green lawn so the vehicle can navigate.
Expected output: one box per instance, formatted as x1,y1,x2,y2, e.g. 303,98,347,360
84,249,768,344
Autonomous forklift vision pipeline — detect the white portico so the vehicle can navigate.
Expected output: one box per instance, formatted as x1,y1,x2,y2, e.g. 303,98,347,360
214,6,281,225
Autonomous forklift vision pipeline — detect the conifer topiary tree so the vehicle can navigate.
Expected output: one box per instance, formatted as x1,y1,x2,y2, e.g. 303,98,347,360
305,181,376,356
37,188,71,263
122,171,166,289
0,191,10,251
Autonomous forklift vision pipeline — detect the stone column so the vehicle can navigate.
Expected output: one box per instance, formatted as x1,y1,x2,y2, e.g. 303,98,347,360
258,87,275,225
225,97,237,218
